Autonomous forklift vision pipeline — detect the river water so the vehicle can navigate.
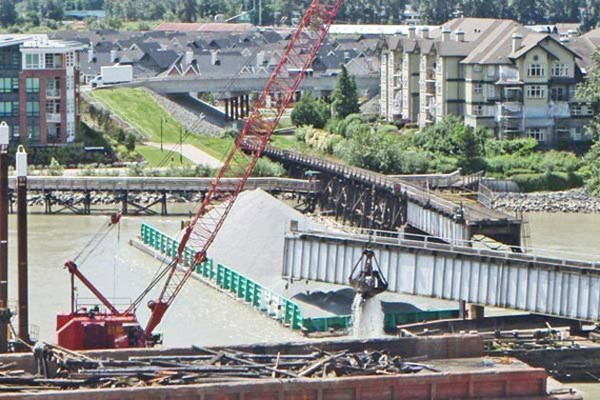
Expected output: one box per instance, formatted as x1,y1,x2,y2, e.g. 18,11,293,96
5,210,600,394
7,212,300,348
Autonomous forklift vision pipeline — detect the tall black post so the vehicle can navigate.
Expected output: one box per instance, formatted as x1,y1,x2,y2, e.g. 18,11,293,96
160,118,163,152
0,122,10,352
16,145,29,345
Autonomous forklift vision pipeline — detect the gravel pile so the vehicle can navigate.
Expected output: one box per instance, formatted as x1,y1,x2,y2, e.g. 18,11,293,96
493,188,600,213
186,189,338,316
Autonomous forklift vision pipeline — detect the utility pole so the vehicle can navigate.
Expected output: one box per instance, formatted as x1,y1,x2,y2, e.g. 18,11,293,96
179,127,183,164
16,145,30,346
0,122,11,352
160,118,164,152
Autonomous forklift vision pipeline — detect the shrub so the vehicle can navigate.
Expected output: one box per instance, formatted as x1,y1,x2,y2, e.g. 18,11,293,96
512,171,584,192
291,93,330,129
125,134,136,152
251,159,285,177
48,157,64,176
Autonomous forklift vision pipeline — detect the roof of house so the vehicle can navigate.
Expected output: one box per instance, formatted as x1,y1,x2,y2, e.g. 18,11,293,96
143,48,180,70
154,22,204,32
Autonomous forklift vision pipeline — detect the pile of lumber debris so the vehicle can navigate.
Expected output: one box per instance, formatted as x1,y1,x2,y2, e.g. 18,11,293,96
0,343,440,393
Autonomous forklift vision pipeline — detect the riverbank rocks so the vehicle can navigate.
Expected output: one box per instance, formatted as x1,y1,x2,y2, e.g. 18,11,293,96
493,188,600,213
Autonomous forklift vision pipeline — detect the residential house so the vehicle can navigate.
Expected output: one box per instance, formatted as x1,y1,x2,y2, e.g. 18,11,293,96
0,34,85,145
380,18,597,146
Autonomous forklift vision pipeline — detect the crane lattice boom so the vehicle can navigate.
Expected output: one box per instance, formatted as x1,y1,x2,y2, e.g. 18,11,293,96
141,0,344,341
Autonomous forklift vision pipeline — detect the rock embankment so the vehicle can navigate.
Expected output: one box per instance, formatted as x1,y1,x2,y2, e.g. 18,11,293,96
23,191,204,207
493,189,600,213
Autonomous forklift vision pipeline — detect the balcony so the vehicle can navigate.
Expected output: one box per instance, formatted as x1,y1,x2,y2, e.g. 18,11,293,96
549,101,570,118
46,113,61,123
46,89,61,98
496,102,523,119
497,66,520,83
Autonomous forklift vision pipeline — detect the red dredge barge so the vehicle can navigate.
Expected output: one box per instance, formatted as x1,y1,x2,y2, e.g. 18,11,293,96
0,334,581,399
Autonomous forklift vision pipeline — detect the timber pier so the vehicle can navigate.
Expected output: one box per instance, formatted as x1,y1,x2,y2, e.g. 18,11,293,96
6,176,317,216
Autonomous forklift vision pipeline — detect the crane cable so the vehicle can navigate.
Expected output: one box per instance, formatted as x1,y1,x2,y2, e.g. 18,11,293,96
72,212,122,269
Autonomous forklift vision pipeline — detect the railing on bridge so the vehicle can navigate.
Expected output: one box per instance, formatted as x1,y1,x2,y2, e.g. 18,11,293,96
296,226,600,266
253,143,467,219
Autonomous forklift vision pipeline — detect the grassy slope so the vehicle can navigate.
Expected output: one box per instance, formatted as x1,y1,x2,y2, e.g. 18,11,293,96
89,88,235,161
136,145,193,167
89,88,184,142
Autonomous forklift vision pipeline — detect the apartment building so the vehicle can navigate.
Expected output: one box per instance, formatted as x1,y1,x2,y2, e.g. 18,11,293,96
380,18,596,146
0,35,85,145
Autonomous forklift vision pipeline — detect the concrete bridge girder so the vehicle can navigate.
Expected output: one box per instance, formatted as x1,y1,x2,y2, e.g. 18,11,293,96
129,75,380,97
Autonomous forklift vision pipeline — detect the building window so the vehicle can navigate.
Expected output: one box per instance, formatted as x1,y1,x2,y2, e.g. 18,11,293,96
12,78,18,91
526,64,545,77
65,52,75,67
66,76,74,91
45,54,62,69
472,105,483,116
27,124,40,142
486,84,495,99
527,128,546,142
526,85,545,99
0,102,11,117
474,83,483,94
25,54,41,69
12,102,18,116
26,101,39,117
66,98,74,114
46,99,60,114
0,78,12,93
12,125,19,138
551,63,569,77
487,66,496,77
473,64,482,72
551,87,567,101
26,78,39,93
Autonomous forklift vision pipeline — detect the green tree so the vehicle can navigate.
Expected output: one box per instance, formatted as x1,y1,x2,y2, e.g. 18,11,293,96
291,93,330,129
584,142,600,195
0,0,17,27
41,0,64,21
581,0,600,31
419,0,454,24
577,51,600,141
125,133,136,152
332,65,360,119
177,0,198,22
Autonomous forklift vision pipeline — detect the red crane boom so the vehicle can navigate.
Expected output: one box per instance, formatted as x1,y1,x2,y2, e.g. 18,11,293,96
140,0,344,341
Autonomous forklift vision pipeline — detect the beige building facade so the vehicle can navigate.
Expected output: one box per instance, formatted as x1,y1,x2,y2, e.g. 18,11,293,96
380,18,597,146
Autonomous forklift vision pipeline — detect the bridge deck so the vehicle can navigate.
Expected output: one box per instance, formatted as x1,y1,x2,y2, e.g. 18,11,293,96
254,144,520,227
11,176,316,193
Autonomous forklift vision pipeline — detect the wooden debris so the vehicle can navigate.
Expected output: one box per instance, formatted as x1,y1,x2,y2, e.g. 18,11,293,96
0,344,438,393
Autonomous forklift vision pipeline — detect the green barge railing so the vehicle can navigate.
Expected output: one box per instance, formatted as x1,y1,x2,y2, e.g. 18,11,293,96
140,223,458,332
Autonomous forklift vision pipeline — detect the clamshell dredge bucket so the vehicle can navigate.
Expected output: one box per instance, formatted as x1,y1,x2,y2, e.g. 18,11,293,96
348,249,388,299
